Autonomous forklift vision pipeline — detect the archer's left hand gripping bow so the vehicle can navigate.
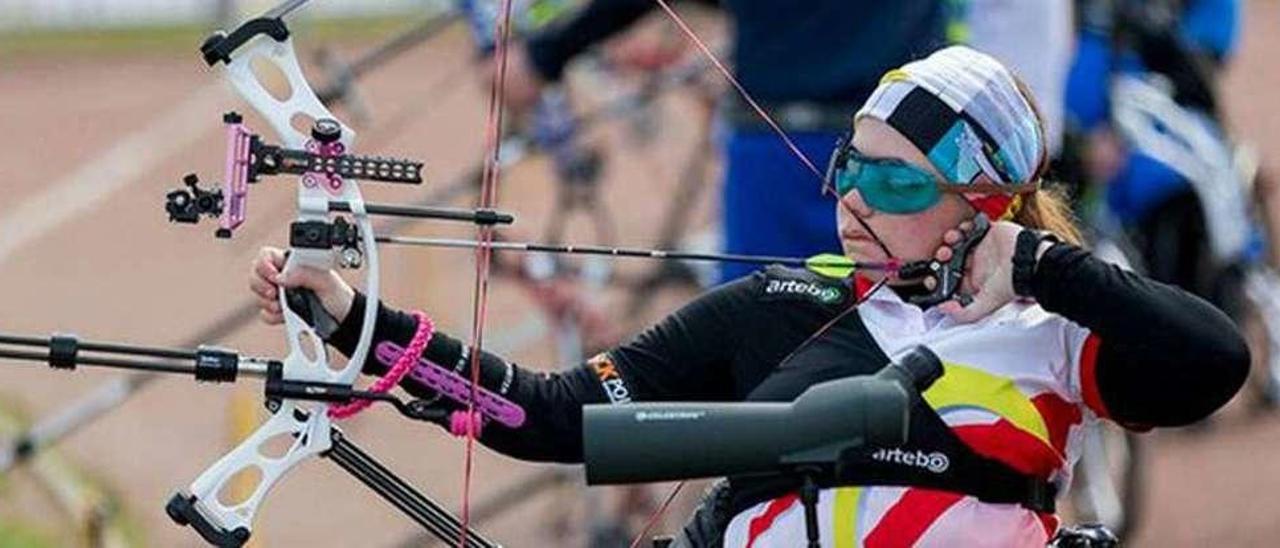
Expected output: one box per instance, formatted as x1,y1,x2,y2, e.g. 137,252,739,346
160,3,511,546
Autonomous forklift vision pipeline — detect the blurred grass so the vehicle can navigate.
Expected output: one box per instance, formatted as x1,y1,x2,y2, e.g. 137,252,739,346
0,15,433,60
0,522,56,548
0,401,145,548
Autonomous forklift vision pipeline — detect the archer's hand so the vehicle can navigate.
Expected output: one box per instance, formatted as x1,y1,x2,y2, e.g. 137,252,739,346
933,219,1023,323
249,247,355,326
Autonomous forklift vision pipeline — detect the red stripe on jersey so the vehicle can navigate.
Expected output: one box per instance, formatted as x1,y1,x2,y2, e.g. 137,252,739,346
864,488,964,547
1038,512,1061,539
745,493,799,548
854,275,876,301
951,422,1062,477
1079,333,1109,418
1031,392,1083,455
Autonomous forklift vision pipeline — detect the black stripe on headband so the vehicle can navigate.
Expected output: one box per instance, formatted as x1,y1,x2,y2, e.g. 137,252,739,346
884,87,1009,183
885,87,956,154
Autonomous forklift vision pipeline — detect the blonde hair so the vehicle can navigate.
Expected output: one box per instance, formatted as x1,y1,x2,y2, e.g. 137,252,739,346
1013,186,1083,245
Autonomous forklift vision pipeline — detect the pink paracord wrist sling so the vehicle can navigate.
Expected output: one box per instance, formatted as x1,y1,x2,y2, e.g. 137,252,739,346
328,311,433,419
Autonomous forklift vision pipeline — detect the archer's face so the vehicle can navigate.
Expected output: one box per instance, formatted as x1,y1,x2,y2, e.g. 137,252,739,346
835,118,972,281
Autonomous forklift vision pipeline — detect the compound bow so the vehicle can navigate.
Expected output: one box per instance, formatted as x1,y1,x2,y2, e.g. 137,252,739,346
159,1,516,545
158,1,905,544
2,0,959,545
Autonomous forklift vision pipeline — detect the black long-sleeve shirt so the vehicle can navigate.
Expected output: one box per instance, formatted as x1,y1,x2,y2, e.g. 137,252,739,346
333,240,1246,446
328,242,1247,509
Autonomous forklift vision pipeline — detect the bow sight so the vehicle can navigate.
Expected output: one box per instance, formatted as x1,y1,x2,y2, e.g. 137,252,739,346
165,112,428,238
164,112,510,272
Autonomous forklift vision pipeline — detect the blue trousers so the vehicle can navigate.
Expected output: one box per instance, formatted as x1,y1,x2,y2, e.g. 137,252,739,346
719,129,843,282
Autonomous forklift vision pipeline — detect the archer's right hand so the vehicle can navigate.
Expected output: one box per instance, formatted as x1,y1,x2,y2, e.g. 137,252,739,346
249,247,356,326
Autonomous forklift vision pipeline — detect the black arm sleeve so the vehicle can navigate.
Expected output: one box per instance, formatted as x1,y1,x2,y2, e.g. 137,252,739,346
524,0,719,81
1030,243,1249,427
326,275,753,461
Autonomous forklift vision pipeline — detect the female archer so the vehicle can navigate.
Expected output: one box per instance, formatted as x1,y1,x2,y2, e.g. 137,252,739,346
248,47,1246,546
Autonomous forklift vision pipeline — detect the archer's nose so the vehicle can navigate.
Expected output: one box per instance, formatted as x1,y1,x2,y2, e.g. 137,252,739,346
839,187,874,218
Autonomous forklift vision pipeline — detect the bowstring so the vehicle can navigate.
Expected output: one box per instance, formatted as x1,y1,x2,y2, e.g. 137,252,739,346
623,3,891,545
469,2,889,544
460,0,518,545
649,0,831,194
627,482,685,548
652,0,898,262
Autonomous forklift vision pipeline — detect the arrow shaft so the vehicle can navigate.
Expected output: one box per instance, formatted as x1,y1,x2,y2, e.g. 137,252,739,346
373,235,876,269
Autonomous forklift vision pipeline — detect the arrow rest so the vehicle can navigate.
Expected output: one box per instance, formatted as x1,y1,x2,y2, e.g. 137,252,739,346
289,217,363,269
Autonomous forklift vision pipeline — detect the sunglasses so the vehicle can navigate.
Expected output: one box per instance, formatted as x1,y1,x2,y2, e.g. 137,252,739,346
824,134,952,214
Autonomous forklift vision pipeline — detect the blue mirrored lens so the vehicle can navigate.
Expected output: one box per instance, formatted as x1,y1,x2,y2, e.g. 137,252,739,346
834,153,942,214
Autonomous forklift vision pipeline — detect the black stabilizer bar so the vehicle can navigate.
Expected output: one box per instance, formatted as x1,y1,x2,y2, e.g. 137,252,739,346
0,332,265,381
164,414,493,547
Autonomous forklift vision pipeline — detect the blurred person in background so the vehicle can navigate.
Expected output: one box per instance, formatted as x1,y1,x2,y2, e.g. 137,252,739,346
248,46,1247,547
1058,0,1280,409
1062,0,1242,302
490,0,948,283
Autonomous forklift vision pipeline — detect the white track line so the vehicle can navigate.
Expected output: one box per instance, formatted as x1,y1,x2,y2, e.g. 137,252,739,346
0,83,225,265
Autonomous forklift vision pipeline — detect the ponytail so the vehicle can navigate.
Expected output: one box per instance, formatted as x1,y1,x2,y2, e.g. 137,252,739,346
1009,76,1083,245
1013,186,1083,246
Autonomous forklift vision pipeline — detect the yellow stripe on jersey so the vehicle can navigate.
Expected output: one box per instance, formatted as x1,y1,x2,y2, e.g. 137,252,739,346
922,362,1051,447
833,486,865,548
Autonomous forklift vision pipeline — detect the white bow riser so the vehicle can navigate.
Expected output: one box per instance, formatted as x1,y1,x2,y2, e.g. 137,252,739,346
175,29,380,541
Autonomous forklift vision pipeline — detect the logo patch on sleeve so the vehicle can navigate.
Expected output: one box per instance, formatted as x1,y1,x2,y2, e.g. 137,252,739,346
588,353,632,404
762,277,845,305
